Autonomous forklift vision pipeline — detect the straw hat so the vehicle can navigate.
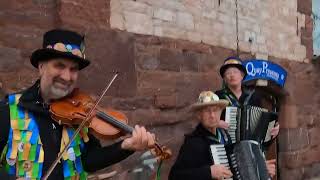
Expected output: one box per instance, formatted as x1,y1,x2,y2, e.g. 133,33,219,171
190,91,229,111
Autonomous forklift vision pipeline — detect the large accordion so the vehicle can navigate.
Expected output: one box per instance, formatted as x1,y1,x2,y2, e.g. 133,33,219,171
210,140,270,180
225,105,278,144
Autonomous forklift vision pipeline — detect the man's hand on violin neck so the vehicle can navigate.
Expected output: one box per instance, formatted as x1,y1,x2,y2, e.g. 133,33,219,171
121,125,155,151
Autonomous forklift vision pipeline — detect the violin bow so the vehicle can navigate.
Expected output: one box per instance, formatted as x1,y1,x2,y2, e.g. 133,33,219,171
42,73,119,180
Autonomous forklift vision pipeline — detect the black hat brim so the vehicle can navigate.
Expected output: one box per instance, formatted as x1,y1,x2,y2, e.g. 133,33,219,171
219,64,247,77
30,48,90,70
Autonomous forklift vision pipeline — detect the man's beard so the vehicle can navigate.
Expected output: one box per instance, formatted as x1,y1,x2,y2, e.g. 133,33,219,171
49,85,72,100
48,78,75,100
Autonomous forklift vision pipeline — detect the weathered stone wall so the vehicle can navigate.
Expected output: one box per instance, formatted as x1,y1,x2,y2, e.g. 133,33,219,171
111,0,308,62
0,0,319,179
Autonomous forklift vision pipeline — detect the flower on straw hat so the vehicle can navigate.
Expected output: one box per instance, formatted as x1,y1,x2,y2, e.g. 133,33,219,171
190,91,229,111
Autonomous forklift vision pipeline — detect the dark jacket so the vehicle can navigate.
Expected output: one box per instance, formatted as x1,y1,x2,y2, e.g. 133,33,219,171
169,123,231,180
0,81,134,180
215,87,274,149
215,87,261,120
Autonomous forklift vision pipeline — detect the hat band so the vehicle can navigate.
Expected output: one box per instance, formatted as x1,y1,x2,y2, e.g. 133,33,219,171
224,59,242,65
46,42,85,59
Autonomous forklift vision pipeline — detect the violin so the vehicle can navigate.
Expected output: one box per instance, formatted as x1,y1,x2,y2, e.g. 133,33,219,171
50,89,129,139
50,89,171,160
42,74,171,180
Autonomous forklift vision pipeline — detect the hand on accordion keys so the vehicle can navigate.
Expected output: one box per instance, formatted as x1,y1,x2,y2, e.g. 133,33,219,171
210,164,233,179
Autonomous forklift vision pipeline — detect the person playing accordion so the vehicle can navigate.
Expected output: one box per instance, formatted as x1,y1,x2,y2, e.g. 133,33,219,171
169,91,275,180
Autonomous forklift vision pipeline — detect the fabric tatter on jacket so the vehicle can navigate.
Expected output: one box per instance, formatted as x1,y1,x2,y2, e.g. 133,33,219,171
0,80,134,180
169,123,231,180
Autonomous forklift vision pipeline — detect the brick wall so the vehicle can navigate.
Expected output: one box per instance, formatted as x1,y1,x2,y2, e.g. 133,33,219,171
0,0,319,179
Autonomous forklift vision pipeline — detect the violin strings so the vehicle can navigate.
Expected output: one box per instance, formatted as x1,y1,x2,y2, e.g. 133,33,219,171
42,73,119,180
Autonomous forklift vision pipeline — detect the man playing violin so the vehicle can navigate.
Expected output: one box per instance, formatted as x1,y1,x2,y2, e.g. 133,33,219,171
0,29,155,180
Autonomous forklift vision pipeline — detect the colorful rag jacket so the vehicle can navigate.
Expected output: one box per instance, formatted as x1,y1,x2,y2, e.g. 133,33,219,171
1,93,89,180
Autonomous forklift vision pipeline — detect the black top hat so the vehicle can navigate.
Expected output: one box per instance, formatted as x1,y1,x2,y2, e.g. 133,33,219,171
30,29,90,70
219,56,247,77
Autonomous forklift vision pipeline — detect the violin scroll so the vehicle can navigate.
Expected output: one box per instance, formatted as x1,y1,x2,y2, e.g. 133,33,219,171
151,145,172,161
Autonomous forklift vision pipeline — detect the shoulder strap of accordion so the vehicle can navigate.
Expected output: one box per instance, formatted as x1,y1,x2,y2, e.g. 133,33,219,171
243,88,255,106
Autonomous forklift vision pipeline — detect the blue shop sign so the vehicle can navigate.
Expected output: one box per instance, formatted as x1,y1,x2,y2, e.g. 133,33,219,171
243,59,287,87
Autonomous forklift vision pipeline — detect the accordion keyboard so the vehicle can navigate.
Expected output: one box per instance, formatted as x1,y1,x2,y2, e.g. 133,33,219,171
210,144,240,180
225,106,239,143
210,144,229,167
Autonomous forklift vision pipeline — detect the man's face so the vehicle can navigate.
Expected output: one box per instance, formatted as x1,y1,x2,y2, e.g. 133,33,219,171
198,106,222,129
223,67,244,87
39,58,79,101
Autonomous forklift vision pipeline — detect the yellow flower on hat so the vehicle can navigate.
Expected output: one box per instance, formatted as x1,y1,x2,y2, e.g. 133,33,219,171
203,96,211,103
71,49,83,58
53,42,67,52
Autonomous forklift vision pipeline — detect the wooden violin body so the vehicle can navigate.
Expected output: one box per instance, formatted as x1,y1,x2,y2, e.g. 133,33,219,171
50,89,129,139
50,89,172,160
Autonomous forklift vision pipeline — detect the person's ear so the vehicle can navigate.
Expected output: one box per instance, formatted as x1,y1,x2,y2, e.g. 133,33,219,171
241,71,245,78
38,62,46,76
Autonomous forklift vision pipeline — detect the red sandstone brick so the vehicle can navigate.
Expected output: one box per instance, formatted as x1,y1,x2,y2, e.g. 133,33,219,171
155,92,177,109
297,0,312,15
278,128,309,152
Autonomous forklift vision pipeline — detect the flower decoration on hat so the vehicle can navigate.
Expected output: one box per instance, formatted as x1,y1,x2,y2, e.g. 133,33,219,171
46,42,84,58
190,91,229,111
199,91,220,103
